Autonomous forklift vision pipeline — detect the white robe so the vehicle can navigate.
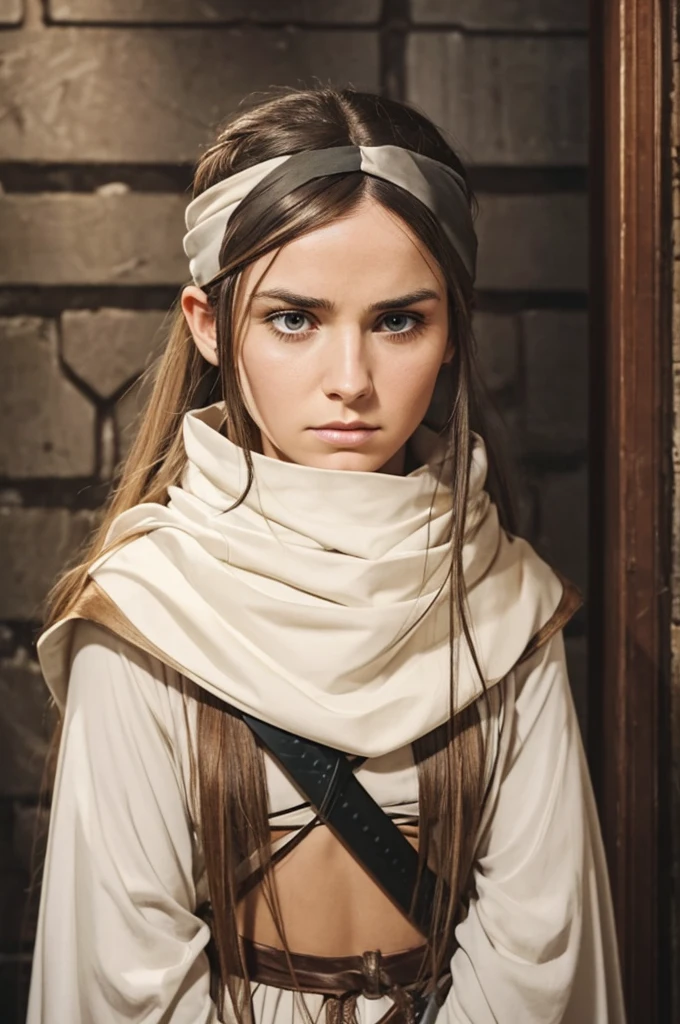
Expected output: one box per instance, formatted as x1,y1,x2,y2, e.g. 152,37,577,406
26,618,626,1024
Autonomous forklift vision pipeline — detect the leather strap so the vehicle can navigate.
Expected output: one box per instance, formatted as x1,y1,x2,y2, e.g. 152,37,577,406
238,934,427,996
241,712,444,937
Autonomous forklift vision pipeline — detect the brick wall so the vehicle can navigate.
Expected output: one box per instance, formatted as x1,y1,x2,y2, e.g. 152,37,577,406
0,1,589,1018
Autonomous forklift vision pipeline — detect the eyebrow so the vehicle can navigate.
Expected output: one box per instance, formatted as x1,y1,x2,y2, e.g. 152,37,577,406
251,288,441,313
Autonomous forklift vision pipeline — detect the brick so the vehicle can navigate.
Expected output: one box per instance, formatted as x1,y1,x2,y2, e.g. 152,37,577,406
0,800,39,957
114,373,154,465
472,313,519,392
61,309,167,398
0,507,98,620
512,472,539,542
0,195,187,285
423,353,520,435
523,310,588,450
470,315,523,470
47,0,380,22
564,634,588,740
0,193,587,292
0,318,96,477
7,801,48,952
0,653,56,798
0,0,23,24
0,28,379,163
537,466,588,592
411,0,587,30
475,194,588,291
407,34,587,165
0,624,16,658
99,414,117,481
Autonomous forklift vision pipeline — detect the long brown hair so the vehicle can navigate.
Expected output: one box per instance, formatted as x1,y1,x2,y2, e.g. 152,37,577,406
41,87,516,1022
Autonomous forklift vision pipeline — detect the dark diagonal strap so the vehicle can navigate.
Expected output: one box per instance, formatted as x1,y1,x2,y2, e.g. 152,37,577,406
241,712,442,936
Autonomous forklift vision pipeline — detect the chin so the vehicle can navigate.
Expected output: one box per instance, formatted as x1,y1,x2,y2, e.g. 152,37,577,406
332,456,381,472
328,448,405,474
266,444,369,471
266,435,400,473
306,452,378,472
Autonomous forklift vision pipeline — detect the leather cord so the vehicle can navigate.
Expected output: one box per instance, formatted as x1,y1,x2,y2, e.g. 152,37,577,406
241,712,446,937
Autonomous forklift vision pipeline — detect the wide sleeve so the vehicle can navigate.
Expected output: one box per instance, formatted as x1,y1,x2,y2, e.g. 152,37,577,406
439,631,626,1024
26,620,219,1024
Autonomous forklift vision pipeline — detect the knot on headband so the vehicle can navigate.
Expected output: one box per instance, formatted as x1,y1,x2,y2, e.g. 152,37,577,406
183,144,477,287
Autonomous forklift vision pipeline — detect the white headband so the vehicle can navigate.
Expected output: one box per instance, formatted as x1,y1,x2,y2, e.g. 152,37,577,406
183,144,478,287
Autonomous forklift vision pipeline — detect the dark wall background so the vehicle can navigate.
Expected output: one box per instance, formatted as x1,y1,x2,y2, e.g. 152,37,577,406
0,1,588,1019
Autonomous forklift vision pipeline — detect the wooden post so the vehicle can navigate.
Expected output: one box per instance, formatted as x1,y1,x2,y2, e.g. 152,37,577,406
588,0,673,1019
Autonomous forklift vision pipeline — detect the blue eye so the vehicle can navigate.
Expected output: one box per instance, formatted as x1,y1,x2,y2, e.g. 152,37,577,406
268,311,312,335
380,313,421,335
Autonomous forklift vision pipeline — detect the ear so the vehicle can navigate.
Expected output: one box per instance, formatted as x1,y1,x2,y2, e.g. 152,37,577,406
442,336,455,365
181,285,218,366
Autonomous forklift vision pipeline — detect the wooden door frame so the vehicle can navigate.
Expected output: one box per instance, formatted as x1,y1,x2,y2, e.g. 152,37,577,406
588,0,674,1019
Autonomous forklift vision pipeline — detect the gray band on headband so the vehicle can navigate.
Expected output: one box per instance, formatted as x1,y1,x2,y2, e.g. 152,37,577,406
252,146,363,205
183,144,477,286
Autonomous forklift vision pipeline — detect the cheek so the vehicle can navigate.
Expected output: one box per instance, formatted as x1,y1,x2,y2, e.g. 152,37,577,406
238,333,313,430
242,343,311,397
379,346,445,405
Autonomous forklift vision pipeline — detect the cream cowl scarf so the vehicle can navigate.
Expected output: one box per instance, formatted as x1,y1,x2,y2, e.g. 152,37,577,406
38,403,567,757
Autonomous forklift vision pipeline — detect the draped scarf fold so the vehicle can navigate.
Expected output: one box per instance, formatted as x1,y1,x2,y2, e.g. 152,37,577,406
38,403,578,757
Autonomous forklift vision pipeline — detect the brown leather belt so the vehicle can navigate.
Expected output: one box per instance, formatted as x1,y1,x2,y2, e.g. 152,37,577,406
241,935,428,996
239,936,449,1024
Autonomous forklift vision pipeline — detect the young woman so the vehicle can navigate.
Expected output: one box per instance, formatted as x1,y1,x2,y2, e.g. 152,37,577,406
27,88,625,1024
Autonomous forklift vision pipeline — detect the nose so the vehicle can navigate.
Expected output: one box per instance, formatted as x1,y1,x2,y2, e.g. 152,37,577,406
321,327,374,404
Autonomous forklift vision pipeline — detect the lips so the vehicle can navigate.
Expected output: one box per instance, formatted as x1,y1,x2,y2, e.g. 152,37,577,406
311,425,379,447
315,424,377,431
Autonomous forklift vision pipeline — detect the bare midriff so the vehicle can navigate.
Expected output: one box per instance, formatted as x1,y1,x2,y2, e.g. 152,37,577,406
236,823,427,957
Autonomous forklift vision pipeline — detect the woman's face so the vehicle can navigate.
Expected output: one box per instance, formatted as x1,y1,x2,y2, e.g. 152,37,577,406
185,197,453,475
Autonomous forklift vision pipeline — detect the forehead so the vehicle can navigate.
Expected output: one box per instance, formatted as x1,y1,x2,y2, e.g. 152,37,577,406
243,197,444,299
